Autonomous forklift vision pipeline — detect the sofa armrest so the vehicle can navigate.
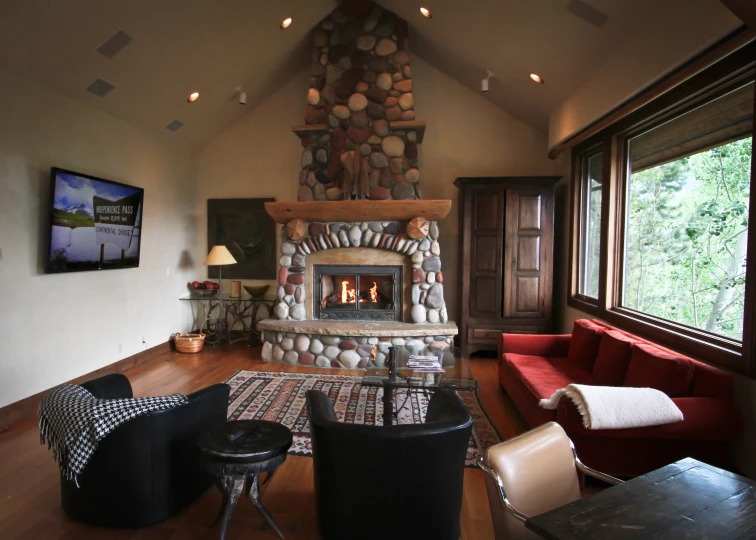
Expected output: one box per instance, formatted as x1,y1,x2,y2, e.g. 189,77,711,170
79,373,133,399
186,383,231,404
306,389,339,424
499,333,571,358
557,396,742,442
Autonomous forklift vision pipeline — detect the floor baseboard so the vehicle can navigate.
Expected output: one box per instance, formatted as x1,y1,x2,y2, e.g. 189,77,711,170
0,340,173,432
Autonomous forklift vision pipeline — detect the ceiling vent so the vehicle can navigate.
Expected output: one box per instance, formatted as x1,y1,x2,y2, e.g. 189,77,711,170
97,30,133,59
566,0,608,29
165,120,185,132
86,79,115,97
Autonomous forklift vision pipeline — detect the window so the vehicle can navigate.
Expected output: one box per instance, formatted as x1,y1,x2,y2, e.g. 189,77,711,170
569,39,756,374
624,90,752,340
579,152,603,299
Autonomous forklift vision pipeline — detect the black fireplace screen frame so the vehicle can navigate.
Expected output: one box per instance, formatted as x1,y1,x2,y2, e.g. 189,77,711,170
313,264,402,321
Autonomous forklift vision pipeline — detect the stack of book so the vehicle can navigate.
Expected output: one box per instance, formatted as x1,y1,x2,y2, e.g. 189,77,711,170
407,355,445,373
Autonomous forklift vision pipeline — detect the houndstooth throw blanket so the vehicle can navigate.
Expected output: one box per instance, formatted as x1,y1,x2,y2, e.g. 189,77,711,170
39,384,188,486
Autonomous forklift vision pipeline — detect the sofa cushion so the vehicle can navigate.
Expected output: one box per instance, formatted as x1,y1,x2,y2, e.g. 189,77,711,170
592,330,636,386
567,320,605,372
502,353,595,400
691,361,735,400
623,343,694,397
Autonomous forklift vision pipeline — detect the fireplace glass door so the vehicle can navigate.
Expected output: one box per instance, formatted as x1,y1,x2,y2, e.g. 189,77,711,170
314,265,402,321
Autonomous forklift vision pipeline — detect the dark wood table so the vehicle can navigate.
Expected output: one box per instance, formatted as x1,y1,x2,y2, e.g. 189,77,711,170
526,458,756,539
198,420,293,540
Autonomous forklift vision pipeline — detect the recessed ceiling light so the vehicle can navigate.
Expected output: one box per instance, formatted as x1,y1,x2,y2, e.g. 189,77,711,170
187,92,199,103
530,73,545,84
420,7,432,18
280,17,293,29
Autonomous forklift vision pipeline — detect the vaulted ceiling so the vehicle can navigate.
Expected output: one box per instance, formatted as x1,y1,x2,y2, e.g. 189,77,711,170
0,0,739,150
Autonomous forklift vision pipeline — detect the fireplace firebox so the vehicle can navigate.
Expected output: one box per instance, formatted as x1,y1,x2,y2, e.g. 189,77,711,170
314,265,402,321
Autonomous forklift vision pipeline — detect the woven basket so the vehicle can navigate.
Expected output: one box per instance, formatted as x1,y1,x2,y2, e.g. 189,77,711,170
172,332,206,353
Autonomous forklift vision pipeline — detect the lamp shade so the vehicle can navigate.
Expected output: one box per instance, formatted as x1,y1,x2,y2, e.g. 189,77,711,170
204,245,237,266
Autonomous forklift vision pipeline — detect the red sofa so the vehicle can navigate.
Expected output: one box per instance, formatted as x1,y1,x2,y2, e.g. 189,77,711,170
498,319,742,476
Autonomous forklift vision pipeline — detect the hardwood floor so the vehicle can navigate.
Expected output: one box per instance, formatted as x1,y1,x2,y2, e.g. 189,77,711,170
0,346,528,540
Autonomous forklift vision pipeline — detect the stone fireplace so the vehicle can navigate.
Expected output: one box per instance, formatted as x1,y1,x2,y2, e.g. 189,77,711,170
257,1,457,369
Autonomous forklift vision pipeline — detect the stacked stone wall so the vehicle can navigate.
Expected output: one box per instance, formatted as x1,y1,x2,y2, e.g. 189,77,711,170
298,2,421,202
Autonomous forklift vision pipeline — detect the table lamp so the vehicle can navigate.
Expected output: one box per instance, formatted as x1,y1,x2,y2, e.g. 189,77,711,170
204,246,237,341
204,245,237,291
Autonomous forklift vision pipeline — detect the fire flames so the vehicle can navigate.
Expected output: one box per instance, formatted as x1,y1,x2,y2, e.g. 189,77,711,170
340,280,379,304
340,280,356,304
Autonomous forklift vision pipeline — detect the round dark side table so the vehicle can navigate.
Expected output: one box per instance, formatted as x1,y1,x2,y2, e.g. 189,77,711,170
197,420,293,540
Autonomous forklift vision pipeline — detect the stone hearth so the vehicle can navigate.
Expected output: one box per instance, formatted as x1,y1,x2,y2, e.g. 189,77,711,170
258,320,457,368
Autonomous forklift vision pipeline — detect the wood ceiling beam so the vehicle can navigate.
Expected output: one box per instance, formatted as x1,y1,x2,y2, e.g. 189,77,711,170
721,0,756,29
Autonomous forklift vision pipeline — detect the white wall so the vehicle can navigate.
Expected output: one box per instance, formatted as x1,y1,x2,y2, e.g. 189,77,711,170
195,71,308,301
548,0,741,149
0,68,198,408
197,56,564,323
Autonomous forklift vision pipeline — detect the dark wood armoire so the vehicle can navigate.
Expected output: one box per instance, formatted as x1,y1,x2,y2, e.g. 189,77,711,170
455,177,560,355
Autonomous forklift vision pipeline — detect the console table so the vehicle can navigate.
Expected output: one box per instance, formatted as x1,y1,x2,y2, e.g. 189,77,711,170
180,295,276,345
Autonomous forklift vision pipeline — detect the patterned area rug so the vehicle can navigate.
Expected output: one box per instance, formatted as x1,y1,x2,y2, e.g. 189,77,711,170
225,370,502,467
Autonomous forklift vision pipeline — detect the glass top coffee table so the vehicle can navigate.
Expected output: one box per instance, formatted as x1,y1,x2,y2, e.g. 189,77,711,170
361,346,478,425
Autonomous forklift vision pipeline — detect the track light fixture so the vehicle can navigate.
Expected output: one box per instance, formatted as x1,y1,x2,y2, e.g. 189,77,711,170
481,71,494,92
236,85,247,105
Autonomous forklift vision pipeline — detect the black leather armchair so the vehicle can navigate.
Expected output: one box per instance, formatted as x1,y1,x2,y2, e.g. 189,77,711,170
60,373,230,527
306,389,473,540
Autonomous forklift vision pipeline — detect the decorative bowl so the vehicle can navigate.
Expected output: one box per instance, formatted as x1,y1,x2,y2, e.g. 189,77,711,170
244,284,270,298
188,286,218,297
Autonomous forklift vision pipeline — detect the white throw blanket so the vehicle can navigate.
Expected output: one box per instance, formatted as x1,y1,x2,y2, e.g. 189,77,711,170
539,384,683,430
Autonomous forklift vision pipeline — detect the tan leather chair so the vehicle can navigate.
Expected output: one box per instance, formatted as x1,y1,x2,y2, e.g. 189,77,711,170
478,422,622,539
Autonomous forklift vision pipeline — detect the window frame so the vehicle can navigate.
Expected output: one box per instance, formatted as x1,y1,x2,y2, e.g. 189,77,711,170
577,148,605,302
568,40,756,375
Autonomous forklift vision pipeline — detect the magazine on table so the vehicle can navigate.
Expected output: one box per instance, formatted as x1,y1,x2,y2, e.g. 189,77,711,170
407,354,445,373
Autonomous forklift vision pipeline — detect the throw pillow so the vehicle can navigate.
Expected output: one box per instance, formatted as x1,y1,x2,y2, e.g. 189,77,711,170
566,319,605,372
623,343,695,397
593,330,636,386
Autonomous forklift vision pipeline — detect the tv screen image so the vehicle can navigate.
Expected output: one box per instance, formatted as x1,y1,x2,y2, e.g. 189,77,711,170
47,168,144,273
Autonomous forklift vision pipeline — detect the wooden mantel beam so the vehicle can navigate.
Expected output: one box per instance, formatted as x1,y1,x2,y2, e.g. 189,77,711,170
264,200,452,224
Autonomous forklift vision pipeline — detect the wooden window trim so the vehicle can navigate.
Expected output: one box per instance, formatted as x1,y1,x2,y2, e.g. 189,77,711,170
568,143,605,309
568,39,756,376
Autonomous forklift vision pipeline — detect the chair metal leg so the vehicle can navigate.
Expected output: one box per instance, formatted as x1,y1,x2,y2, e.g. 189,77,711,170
248,472,285,539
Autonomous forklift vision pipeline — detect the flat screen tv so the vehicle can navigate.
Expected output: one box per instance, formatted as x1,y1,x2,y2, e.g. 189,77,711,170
46,167,144,273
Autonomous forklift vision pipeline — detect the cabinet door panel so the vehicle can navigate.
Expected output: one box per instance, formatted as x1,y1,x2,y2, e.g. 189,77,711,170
469,189,504,318
475,193,499,231
475,236,498,272
504,189,552,318
514,276,541,313
473,276,499,315
517,236,540,272
518,195,543,231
